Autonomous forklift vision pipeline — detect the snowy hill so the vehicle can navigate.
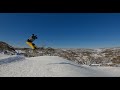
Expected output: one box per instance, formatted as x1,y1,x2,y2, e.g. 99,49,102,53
0,41,16,55
0,53,120,77
14,47,120,66
1,41,120,66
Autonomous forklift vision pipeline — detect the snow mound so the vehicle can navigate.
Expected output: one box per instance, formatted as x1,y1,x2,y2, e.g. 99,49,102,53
0,54,25,65
0,55,120,77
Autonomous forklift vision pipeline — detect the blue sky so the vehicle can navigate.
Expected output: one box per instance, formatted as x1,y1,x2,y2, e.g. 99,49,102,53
0,13,120,48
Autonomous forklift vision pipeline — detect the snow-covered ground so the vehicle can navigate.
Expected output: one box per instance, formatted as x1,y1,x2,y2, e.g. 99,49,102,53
0,54,12,59
0,53,120,77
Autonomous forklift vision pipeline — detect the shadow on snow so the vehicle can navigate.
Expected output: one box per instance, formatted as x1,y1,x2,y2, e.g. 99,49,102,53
0,56,25,65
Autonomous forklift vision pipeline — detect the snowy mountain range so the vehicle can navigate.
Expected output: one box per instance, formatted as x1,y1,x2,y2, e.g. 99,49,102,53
1,41,120,77
1,41,120,66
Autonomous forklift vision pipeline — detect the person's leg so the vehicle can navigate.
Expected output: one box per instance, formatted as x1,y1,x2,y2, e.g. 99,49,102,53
32,43,37,49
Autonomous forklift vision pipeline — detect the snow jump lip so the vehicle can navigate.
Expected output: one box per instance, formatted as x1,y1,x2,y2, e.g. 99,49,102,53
0,56,25,65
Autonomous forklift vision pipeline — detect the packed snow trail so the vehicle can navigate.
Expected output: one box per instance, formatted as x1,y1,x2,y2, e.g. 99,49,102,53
0,54,120,77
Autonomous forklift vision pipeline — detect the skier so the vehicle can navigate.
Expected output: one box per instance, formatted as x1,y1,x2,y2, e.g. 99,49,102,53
26,34,38,49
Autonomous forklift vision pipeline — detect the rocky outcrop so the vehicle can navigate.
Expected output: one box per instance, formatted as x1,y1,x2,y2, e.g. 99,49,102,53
0,41,16,55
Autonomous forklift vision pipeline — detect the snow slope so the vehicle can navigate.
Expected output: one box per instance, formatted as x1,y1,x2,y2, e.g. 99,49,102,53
0,54,120,77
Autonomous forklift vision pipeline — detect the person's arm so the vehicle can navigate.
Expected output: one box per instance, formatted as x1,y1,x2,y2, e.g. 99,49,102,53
35,35,38,39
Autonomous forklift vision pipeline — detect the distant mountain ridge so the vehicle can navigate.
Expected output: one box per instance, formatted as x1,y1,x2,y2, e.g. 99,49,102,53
1,41,120,66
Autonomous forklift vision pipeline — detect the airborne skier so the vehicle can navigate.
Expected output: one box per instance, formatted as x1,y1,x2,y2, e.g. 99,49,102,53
26,34,38,50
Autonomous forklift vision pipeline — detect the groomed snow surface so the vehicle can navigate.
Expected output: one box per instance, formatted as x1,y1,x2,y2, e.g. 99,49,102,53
0,53,120,77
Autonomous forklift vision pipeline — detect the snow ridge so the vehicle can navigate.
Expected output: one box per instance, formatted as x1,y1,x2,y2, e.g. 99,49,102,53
0,54,25,65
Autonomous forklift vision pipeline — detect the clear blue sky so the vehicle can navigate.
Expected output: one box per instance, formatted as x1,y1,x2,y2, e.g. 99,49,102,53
0,13,120,48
